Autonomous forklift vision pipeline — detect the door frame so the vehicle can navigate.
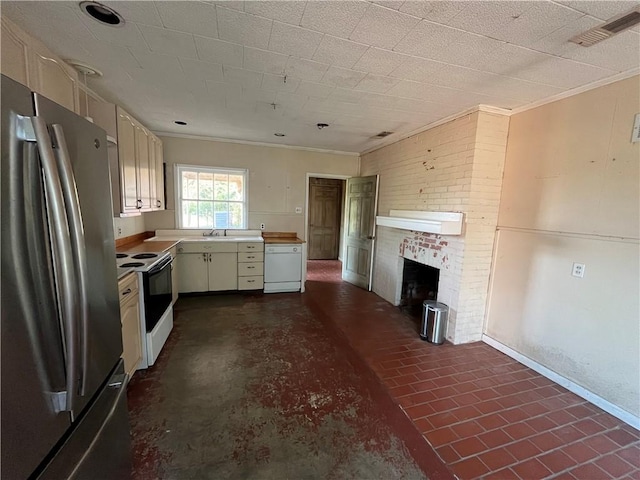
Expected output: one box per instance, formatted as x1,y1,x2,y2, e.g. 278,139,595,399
303,173,352,285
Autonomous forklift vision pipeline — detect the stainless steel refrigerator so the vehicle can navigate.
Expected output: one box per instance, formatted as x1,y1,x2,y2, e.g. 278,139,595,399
1,75,132,479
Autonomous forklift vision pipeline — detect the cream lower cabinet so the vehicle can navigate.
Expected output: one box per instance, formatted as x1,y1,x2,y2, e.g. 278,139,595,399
177,252,209,293
118,272,142,378
169,246,179,305
177,242,239,293
238,242,264,290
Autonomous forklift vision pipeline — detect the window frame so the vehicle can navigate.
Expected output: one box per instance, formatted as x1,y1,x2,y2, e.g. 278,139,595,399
174,164,248,230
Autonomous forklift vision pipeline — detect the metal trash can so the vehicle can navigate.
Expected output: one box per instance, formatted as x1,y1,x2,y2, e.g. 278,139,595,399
420,301,448,344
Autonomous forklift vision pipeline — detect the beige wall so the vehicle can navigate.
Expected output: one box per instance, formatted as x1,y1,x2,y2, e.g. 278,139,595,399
143,137,359,239
113,216,146,239
361,110,509,344
486,76,640,417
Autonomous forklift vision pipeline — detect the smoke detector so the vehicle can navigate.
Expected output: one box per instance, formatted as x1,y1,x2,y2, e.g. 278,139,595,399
570,7,640,47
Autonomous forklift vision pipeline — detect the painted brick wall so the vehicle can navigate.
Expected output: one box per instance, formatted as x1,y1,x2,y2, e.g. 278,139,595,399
362,110,509,344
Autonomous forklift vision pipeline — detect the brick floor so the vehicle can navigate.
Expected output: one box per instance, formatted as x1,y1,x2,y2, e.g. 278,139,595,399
304,260,640,480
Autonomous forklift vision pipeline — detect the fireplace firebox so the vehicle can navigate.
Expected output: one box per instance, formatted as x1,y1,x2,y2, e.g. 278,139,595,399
400,258,439,319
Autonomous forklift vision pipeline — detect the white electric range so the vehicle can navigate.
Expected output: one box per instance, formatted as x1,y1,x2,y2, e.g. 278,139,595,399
116,251,173,369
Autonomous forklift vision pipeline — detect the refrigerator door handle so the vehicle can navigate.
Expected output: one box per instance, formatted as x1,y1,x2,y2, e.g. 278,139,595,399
50,124,90,398
31,116,78,413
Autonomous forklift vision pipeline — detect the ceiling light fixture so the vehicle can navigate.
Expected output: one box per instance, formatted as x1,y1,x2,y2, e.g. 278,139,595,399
66,60,103,77
317,123,329,130
174,121,187,126
80,1,124,27
374,131,394,138
274,133,286,137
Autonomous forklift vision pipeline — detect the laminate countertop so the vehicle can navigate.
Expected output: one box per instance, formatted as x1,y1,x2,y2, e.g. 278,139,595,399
116,239,180,254
262,232,305,245
263,237,305,244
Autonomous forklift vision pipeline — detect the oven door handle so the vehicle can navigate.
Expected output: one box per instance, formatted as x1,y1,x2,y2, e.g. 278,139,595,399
148,256,172,275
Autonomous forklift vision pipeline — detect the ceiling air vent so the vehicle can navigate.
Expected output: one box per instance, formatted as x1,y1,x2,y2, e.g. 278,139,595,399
570,7,640,46
374,131,393,138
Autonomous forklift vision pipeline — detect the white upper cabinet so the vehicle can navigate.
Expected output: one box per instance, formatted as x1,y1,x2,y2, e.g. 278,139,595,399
1,17,29,86
1,17,79,113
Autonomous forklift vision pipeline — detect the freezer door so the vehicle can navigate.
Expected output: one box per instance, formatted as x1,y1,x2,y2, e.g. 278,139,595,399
1,75,72,478
37,360,132,480
34,93,123,418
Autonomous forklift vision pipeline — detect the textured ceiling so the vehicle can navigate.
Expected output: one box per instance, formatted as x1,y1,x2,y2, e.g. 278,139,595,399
3,1,640,153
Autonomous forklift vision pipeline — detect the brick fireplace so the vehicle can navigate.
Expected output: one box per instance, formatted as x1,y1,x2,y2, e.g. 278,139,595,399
362,109,510,344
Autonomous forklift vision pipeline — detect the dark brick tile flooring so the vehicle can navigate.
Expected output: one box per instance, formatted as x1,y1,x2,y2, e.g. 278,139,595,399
305,260,640,480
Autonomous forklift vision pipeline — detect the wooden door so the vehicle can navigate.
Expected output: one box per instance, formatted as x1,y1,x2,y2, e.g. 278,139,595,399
342,175,378,290
177,253,208,293
308,178,343,260
116,108,139,213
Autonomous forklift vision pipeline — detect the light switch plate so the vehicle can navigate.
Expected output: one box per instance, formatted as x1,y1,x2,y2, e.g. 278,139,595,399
632,113,640,143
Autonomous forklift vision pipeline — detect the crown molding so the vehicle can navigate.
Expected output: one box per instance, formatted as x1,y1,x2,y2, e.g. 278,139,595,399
509,68,640,115
360,105,511,155
361,70,639,156
153,131,360,157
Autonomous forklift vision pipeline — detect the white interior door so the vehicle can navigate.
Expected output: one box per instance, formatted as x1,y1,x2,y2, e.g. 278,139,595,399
341,175,379,290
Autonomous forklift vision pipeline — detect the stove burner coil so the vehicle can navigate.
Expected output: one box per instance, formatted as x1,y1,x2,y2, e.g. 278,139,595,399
132,253,158,259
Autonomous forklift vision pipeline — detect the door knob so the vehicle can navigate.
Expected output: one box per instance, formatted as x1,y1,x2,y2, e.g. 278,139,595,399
366,235,375,240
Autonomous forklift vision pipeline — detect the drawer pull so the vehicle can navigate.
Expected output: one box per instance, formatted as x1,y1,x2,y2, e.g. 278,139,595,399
247,280,255,283
247,256,255,259
121,288,132,296
247,266,255,269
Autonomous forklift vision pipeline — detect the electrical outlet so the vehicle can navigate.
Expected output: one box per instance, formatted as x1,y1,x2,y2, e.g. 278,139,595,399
572,263,585,278
260,223,265,230
295,206,302,214
117,227,122,236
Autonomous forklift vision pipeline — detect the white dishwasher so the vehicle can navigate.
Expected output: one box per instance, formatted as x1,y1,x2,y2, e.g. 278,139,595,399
264,244,302,293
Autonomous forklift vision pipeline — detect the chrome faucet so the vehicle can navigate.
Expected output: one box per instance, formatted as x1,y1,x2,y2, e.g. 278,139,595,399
203,229,222,237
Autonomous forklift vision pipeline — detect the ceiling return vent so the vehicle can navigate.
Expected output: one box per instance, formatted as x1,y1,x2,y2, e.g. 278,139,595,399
570,7,640,46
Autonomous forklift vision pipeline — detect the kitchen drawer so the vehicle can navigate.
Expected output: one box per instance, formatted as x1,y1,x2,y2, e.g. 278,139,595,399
118,272,138,306
177,242,238,254
238,242,264,253
238,276,263,290
238,262,264,277
238,252,263,263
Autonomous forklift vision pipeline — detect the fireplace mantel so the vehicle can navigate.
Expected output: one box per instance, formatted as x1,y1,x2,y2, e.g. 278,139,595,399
376,210,463,235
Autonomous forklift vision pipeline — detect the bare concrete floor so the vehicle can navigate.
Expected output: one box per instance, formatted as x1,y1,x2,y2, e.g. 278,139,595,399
127,293,445,479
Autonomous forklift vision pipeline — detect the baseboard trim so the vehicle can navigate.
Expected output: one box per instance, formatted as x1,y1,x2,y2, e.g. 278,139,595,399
482,334,639,430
